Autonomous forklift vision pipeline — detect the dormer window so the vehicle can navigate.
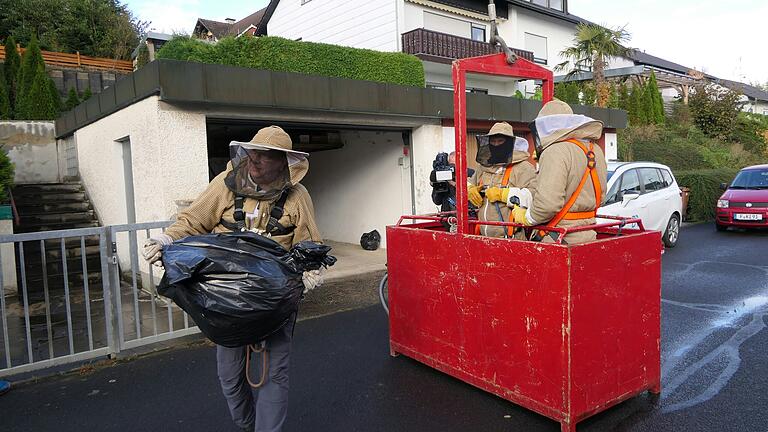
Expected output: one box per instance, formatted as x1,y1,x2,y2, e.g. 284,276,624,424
527,0,566,12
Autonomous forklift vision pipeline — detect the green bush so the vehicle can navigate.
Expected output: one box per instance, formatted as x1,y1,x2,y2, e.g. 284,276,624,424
644,71,664,125
157,36,426,87
135,43,150,70
22,65,60,120
689,84,742,139
13,36,60,120
554,81,580,104
64,87,80,110
580,82,596,106
16,36,44,112
731,113,768,155
0,149,15,203
675,169,738,221
0,68,10,119
4,37,21,115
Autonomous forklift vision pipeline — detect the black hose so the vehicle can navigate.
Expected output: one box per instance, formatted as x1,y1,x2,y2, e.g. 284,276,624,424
379,273,389,315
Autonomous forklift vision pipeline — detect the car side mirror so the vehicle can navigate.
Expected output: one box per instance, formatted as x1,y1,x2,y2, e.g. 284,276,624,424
720,183,729,191
621,193,640,206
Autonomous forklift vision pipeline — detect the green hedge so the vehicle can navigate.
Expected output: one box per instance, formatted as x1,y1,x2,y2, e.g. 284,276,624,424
156,36,426,87
675,169,738,221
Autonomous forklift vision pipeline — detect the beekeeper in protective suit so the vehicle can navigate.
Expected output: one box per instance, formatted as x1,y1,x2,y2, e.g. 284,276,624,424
467,122,536,239
510,100,607,244
141,125,322,432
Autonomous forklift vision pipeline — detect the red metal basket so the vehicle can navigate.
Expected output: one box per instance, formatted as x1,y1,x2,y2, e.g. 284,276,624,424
386,52,661,432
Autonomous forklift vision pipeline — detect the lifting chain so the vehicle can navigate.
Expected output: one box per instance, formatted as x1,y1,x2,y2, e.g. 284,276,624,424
488,1,518,64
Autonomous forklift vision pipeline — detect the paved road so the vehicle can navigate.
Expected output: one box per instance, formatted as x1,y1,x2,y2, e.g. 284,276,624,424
2,224,767,431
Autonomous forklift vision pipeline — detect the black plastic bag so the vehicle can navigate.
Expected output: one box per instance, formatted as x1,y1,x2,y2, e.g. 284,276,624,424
360,229,381,251
158,232,335,348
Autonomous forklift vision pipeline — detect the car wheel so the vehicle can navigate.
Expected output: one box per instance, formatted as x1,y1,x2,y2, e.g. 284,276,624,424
715,222,727,232
663,214,680,248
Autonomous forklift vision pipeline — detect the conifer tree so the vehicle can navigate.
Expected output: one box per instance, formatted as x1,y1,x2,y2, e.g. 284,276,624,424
3,37,21,115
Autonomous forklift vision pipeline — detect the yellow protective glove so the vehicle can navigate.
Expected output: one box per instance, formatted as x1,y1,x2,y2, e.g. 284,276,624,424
468,184,483,207
511,205,531,226
484,187,509,204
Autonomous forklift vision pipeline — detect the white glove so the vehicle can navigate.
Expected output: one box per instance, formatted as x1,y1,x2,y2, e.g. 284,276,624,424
506,187,533,209
302,269,324,294
141,234,173,266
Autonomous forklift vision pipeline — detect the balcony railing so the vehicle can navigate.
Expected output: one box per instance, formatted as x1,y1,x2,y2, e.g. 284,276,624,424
401,28,534,64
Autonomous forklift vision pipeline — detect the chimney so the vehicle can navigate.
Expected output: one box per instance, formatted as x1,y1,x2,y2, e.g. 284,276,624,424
225,17,236,24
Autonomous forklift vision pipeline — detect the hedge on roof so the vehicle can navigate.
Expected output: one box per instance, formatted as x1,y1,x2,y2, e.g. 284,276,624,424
156,36,426,87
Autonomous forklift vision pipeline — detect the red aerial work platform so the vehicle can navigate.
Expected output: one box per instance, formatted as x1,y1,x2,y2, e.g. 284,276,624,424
386,52,662,432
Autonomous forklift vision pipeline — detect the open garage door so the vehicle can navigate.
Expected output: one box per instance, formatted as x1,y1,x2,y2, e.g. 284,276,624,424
206,119,414,248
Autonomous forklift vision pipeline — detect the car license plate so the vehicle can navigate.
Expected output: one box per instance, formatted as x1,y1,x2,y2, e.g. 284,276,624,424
734,213,763,221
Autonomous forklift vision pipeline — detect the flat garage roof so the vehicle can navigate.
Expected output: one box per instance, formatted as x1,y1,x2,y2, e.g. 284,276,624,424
55,59,628,139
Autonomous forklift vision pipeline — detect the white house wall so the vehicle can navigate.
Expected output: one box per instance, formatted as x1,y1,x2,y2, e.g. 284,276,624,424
75,96,210,227
500,8,576,71
744,100,768,116
402,2,490,40
411,124,444,215
423,61,520,96
301,130,412,248
605,132,618,161
1,121,60,184
268,0,399,52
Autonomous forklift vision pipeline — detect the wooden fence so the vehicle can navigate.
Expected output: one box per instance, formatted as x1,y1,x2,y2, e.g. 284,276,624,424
0,45,133,73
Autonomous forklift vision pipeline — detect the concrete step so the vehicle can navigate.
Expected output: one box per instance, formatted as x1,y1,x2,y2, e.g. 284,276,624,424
17,236,101,254
13,183,84,195
20,277,105,303
16,201,93,215
20,210,95,224
20,210,95,225
15,220,100,233
14,191,88,203
21,255,103,277
20,243,102,262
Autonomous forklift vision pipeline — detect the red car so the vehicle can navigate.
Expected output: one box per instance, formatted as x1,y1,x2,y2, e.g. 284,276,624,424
716,164,768,231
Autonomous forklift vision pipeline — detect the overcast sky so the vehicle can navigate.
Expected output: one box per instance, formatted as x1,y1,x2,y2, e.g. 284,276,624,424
127,0,768,85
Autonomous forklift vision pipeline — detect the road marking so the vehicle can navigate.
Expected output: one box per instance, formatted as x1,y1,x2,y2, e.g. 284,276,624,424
660,261,768,413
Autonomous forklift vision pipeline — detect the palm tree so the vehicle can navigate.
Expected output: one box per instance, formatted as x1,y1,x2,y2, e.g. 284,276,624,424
556,23,631,108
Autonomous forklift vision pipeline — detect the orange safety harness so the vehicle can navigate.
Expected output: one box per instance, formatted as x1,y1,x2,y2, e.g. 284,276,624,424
539,139,601,238
474,164,515,237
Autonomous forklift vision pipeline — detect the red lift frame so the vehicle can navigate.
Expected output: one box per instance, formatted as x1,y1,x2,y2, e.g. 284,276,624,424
453,53,553,235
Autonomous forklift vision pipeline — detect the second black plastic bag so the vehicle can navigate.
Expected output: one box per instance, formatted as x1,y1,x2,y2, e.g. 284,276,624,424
158,232,335,348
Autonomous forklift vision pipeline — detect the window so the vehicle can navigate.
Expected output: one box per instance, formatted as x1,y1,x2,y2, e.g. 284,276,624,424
426,83,487,94
527,0,565,11
660,169,674,188
730,169,768,189
605,179,620,205
640,168,664,192
524,33,547,65
471,24,486,42
620,169,642,196
606,169,642,205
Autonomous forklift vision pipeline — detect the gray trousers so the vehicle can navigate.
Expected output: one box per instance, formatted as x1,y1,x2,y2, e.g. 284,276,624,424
216,315,296,432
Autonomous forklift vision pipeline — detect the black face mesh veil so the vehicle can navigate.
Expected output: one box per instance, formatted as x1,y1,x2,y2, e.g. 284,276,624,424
475,135,530,166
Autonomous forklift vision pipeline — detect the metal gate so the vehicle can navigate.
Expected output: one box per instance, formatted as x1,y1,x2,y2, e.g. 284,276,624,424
0,222,199,377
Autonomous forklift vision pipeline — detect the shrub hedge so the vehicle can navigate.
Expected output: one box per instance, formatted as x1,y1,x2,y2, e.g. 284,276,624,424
157,36,426,87
675,169,738,221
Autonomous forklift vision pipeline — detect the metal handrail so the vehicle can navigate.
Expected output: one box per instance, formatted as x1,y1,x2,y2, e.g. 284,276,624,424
395,211,645,244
